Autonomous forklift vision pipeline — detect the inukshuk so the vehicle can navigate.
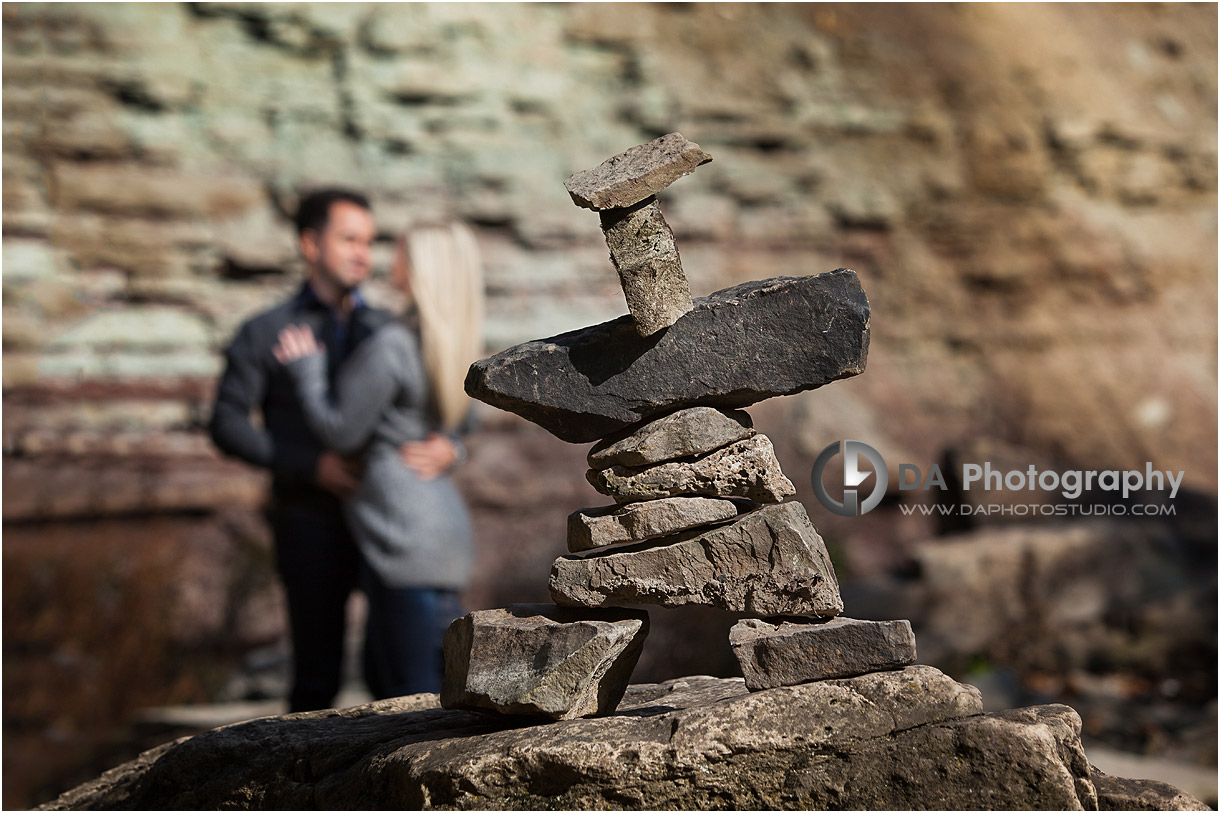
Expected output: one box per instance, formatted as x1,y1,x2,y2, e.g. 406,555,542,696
445,133,914,720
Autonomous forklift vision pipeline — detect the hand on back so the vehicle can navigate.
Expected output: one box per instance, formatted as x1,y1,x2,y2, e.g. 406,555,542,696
315,451,361,497
400,433,458,480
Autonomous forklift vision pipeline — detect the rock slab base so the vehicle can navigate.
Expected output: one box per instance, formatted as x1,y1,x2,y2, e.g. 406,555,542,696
44,666,1198,811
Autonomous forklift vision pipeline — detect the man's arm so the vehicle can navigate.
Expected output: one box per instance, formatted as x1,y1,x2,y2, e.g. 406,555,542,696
211,321,360,497
209,322,277,469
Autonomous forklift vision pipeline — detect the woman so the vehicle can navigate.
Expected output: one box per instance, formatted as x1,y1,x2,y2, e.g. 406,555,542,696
273,221,484,698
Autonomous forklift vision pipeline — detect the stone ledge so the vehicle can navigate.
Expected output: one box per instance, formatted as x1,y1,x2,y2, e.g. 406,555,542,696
43,665,1204,810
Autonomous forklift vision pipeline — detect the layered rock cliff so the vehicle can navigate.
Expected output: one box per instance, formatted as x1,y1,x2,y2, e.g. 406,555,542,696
3,3,1215,480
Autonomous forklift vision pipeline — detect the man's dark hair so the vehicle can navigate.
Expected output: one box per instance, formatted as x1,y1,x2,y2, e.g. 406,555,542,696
294,188,371,237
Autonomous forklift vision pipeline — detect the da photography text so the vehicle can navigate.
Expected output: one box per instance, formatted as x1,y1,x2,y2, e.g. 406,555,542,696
811,440,1186,518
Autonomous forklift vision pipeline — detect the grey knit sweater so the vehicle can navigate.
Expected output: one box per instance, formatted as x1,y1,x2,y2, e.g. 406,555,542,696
285,321,473,590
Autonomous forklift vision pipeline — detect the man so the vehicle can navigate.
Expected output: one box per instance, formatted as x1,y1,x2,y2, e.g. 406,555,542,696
210,188,455,711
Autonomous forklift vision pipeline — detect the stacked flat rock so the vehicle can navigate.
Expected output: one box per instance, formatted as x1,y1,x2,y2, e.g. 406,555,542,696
729,617,917,691
553,406,841,617
451,135,913,720
464,270,871,443
553,397,918,691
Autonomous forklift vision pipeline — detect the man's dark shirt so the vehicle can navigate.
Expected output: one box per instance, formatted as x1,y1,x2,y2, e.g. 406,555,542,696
209,282,395,501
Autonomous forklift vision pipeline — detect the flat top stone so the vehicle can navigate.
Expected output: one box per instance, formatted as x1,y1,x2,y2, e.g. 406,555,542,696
564,132,712,211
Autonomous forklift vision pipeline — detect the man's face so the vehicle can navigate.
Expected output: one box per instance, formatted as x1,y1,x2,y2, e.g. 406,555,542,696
301,200,376,293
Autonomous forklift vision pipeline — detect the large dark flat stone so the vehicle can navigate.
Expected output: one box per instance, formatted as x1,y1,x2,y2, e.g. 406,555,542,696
465,270,871,443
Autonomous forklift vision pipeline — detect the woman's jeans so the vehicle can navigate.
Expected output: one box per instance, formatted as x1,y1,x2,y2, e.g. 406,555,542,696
361,568,463,699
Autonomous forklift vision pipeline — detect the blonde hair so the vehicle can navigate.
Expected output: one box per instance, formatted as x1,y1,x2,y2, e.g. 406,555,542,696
400,222,485,432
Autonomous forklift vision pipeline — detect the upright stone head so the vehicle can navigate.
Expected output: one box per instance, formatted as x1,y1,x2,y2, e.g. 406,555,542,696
565,133,712,337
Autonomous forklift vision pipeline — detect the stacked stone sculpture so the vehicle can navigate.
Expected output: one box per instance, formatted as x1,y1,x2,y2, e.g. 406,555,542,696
43,131,1213,813
445,133,913,720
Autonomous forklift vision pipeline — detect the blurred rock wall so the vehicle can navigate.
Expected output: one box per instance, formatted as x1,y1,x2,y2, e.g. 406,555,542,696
3,2,1216,480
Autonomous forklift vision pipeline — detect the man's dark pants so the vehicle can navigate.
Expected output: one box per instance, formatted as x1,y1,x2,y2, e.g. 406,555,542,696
361,571,462,699
269,494,360,713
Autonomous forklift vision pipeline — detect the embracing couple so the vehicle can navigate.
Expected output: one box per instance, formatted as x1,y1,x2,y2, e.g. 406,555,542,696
209,189,482,711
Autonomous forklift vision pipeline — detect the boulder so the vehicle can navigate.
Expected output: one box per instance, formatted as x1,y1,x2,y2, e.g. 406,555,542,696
549,502,842,616
1090,769,1212,811
905,519,1214,671
564,131,712,211
587,406,754,469
838,703,1100,810
46,666,1196,811
730,616,917,690
568,496,741,552
587,434,795,503
441,604,648,720
464,271,871,443
599,197,692,336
